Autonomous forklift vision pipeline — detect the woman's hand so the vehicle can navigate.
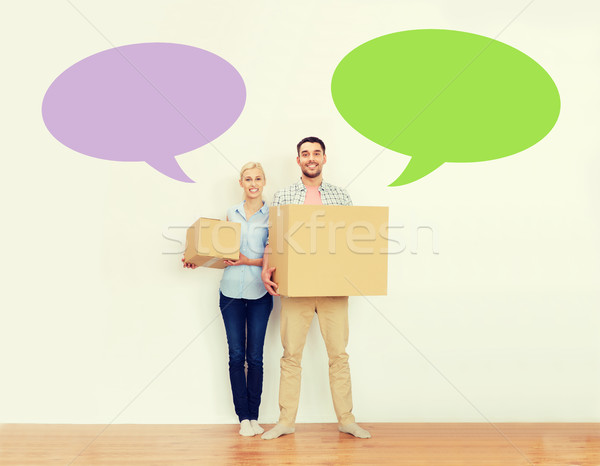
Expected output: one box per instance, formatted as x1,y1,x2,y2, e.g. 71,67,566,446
181,257,198,269
224,253,251,267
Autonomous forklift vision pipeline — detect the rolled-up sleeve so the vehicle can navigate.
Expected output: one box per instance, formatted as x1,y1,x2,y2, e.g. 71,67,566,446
343,190,353,206
272,191,281,206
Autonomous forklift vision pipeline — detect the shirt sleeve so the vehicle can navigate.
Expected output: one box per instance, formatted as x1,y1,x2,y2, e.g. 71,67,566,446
226,206,235,221
343,189,353,206
272,191,281,206
262,212,269,248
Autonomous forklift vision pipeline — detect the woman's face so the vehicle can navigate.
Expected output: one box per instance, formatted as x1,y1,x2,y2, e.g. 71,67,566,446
239,168,265,200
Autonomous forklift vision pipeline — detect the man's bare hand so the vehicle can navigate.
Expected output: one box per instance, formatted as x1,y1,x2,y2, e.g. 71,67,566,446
261,266,279,296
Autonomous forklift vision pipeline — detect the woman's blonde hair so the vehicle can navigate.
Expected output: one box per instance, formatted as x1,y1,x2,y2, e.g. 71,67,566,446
239,162,266,182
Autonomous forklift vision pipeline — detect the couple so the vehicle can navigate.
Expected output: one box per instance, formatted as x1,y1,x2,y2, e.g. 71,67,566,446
184,137,370,440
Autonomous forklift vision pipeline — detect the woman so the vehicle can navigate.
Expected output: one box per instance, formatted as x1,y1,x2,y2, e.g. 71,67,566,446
183,162,272,437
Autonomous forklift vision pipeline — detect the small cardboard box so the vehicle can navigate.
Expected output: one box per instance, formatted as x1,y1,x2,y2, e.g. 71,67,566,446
184,217,241,269
268,205,388,296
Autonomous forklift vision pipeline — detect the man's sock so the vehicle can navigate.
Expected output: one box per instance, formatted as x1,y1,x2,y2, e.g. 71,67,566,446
250,420,264,435
338,422,371,439
261,423,295,440
239,419,255,437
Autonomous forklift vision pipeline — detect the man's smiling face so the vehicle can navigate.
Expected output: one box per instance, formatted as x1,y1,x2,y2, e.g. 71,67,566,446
297,141,326,178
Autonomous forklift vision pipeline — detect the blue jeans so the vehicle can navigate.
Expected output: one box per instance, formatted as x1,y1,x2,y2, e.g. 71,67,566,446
219,291,273,422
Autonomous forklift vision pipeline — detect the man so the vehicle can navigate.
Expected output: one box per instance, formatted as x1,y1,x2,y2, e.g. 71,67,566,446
260,136,371,440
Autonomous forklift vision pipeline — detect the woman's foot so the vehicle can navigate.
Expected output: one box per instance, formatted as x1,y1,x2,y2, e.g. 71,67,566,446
250,420,264,435
239,419,255,437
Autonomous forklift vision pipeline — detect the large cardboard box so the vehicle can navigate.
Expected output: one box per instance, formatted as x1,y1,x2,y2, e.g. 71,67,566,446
269,205,388,296
184,217,240,269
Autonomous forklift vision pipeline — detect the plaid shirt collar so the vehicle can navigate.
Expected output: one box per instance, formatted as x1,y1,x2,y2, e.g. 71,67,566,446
294,178,332,192
272,177,351,206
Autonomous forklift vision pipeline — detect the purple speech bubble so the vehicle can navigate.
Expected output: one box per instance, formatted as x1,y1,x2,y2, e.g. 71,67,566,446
42,43,246,182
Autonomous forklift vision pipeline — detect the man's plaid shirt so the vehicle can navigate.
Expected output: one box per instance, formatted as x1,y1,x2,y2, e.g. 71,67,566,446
271,179,353,206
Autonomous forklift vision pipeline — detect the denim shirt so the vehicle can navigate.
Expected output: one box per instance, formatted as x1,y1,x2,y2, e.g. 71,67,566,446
219,200,269,299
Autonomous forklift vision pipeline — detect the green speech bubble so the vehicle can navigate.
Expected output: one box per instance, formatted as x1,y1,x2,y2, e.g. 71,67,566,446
331,29,561,186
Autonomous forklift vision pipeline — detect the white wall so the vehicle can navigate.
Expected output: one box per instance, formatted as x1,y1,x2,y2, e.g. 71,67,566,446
1,0,599,424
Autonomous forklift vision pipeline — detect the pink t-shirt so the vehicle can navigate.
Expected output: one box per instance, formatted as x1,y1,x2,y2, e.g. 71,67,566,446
304,185,322,205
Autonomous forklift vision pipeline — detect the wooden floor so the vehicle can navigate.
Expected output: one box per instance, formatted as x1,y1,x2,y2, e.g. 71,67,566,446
1,423,598,465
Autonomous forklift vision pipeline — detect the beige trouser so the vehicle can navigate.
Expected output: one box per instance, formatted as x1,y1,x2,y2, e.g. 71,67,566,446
278,296,355,427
